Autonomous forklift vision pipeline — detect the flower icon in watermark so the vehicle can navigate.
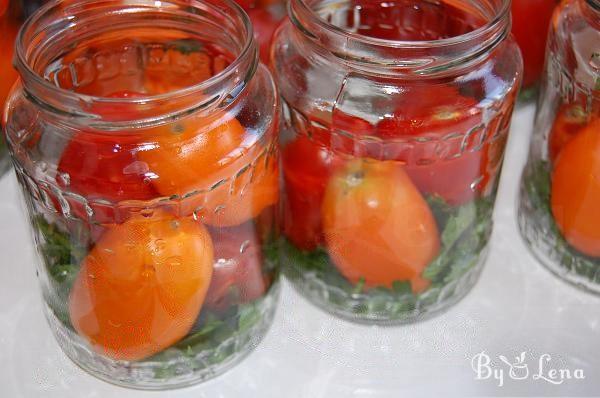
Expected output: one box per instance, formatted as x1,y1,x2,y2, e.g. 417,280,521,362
471,351,585,387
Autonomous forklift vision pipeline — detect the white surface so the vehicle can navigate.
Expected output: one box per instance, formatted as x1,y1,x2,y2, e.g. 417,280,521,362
1,103,600,397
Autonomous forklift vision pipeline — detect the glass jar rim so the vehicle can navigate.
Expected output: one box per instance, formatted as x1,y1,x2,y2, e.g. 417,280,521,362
14,0,258,123
289,0,511,73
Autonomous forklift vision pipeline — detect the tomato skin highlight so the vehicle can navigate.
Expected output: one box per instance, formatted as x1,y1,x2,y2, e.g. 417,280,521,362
69,211,214,361
321,159,440,291
205,222,267,311
282,135,343,250
551,119,600,257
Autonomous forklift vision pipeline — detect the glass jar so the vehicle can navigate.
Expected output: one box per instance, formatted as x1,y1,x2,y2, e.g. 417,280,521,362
4,0,280,389
511,0,559,97
233,0,286,64
518,0,600,293
272,0,522,324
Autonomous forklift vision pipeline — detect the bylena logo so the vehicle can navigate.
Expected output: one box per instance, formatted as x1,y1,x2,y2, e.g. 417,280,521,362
471,351,585,387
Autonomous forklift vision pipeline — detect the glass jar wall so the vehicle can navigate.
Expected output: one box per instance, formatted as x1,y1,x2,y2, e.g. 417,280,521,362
3,0,280,389
519,0,600,292
272,0,522,324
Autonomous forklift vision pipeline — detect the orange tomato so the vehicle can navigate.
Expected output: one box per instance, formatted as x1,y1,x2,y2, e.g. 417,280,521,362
69,211,214,361
548,104,589,163
321,159,440,291
198,147,279,227
138,115,277,227
551,119,600,257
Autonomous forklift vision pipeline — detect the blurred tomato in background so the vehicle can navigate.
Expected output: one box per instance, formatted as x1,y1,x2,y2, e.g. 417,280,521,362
511,0,559,90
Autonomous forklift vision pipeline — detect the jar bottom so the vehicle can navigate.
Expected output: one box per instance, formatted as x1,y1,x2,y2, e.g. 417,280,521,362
42,282,280,390
281,247,488,325
518,168,600,295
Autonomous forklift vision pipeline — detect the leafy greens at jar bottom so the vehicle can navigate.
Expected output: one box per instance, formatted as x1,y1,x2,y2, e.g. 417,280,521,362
281,195,494,321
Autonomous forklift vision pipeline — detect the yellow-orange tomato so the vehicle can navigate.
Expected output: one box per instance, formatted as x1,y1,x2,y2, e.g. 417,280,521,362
69,211,214,361
551,119,600,257
321,159,440,292
198,148,279,226
138,115,277,227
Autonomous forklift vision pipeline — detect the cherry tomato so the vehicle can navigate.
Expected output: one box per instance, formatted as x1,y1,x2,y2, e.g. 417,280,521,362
321,159,440,291
548,104,589,163
511,0,557,88
205,222,267,311
551,119,600,257
247,9,280,65
69,211,214,361
282,135,344,250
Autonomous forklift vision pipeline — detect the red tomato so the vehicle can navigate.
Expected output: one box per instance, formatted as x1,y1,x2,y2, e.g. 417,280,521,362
370,87,485,205
205,222,267,311
0,11,19,113
282,135,344,250
0,0,8,17
511,0,557,88
346,0,484,41
247,9,280,65
233,0,256,10
57,132,157,224
403,152,484,205
375,86,480,138
551,119,600,257
90,90,146,122
57,91,156,224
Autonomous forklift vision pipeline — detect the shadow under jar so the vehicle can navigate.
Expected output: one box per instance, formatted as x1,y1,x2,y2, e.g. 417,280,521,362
272,0,522,324
3,0,280,389
518,0,600,293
